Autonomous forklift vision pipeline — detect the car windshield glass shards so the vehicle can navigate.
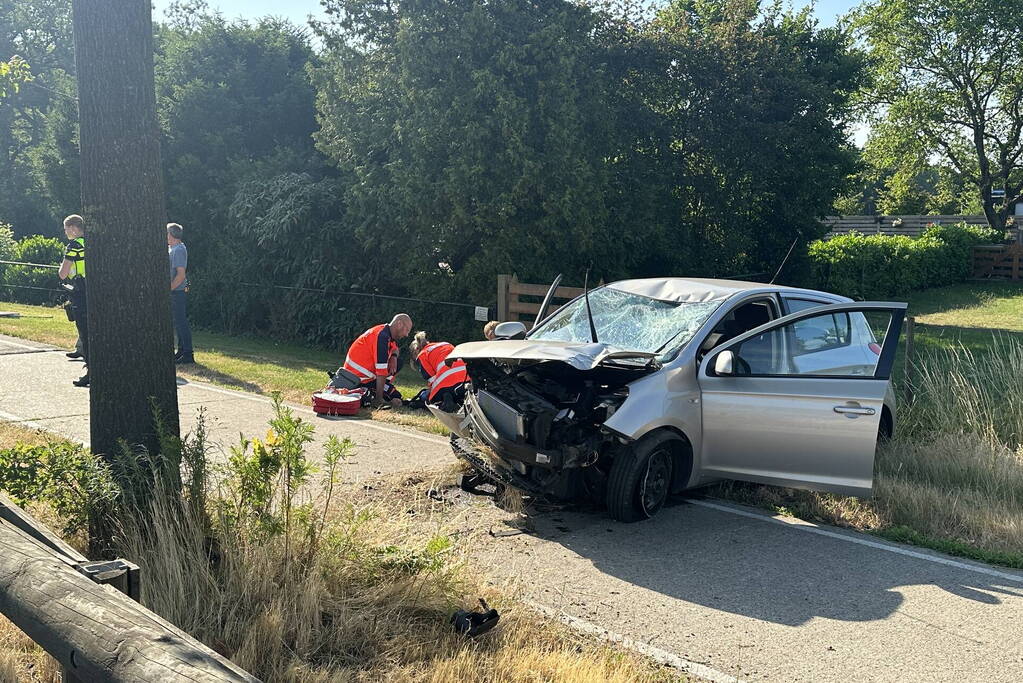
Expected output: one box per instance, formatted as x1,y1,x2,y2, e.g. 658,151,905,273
529,287,721,355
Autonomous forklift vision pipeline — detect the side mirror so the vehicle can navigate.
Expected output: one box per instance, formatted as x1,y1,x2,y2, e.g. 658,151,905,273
494,321,527,340
714,350,735,376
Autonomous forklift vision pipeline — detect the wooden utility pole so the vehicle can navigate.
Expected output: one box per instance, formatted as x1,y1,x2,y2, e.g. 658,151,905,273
71,1,179,469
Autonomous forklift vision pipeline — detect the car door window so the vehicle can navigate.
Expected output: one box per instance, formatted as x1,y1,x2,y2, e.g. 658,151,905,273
790,312,851,355
697,298,777,360
727,309,896,378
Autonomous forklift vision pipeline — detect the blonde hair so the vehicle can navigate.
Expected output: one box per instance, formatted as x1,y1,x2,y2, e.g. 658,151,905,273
483,320,499,340
63,214,85,233
409,331,429,358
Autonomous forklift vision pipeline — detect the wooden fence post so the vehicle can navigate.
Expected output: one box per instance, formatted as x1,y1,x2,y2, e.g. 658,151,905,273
497,274,510,322
903,316,915,403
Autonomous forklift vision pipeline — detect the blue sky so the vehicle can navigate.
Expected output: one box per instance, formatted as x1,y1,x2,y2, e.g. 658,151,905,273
153,0,863,28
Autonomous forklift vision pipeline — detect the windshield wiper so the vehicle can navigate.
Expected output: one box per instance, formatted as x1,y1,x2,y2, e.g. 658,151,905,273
584,268,598,344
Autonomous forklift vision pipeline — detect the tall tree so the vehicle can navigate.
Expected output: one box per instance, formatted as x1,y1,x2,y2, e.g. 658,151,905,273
0,0,78,236
71,0,179,468
856,0,1023,229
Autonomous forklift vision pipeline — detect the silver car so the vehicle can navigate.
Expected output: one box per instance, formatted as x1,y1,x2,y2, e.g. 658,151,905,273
429,278,906,522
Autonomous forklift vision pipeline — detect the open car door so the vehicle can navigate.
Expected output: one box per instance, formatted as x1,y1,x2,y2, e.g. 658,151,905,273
697,302,906,497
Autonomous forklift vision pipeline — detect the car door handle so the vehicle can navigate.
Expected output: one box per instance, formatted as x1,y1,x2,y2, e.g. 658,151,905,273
833,405,875,415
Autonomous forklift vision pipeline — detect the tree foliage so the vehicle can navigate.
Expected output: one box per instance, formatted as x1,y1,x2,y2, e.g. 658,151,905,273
309,0,864,309
2,0,868,347
0,54,32,98
0,0,78,236
855,0,1023,229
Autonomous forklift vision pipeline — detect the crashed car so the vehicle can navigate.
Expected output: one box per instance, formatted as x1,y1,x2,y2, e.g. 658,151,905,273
429,278,906,522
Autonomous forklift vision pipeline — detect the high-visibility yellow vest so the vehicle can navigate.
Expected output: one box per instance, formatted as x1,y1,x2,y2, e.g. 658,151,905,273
65,237,86,279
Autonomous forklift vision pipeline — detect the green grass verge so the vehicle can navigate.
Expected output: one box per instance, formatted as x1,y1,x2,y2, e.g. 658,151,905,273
875,525,1023,570
0,300,445,435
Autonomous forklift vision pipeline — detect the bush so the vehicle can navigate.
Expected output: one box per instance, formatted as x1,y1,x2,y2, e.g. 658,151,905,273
808,222,1000,299
1,233,66,305
0,441,118,535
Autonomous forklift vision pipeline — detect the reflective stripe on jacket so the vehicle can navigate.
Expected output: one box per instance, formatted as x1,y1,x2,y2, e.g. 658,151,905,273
65,237,86,279
417,341,468,401
343,324,396,382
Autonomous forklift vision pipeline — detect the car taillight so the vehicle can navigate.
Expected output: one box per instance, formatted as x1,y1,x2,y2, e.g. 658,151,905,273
868,342,882,355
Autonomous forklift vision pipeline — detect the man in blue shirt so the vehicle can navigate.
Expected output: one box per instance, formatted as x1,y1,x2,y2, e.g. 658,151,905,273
168,223,194,364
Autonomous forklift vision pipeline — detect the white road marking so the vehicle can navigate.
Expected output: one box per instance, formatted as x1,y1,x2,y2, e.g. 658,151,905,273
692,499,1023,584
177,379,450,446
526,600,744,683
0,337,46,351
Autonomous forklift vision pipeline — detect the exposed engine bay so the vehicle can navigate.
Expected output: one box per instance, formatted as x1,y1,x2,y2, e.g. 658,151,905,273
443,355,656,500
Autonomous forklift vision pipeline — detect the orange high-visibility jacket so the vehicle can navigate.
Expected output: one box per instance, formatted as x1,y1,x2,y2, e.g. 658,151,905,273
343,324,397,382
417,342,468,401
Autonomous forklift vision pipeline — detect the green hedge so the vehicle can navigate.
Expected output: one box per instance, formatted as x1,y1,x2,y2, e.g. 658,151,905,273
808,223,1002,300
0,232,66,305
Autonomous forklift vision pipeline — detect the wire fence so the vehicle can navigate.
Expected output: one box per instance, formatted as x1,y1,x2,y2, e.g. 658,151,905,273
0,260,492,321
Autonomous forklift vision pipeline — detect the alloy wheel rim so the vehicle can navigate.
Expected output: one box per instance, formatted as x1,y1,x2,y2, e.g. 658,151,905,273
640,447,670,514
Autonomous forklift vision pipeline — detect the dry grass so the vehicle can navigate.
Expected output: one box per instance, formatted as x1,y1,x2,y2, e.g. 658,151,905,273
0,414,676,682
0,421,52,449
0,616,59,683
111,471,675,682
99,405,679,683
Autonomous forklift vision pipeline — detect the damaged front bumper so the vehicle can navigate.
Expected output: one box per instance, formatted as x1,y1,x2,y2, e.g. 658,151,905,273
428,391,568,469
449,435,548,496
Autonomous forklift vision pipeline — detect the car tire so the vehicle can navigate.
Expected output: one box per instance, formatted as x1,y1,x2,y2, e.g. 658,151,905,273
606,432,676,522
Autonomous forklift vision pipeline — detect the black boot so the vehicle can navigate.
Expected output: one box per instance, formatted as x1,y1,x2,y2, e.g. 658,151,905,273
72,372,90,387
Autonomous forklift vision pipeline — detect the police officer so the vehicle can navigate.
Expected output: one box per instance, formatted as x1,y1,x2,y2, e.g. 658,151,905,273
58,214,89,387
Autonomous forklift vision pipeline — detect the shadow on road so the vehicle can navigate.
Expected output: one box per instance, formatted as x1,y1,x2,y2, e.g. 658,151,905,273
176,365,263,395
512,498,1023,627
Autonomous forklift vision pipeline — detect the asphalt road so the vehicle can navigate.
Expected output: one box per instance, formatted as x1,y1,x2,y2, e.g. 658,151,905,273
0,334,453,483
3,333,1022,682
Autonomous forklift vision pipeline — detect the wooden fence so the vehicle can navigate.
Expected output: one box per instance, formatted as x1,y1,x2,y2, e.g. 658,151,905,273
497,274,594,324
972,244,1023,280
824,214,990,237
0,492,258,682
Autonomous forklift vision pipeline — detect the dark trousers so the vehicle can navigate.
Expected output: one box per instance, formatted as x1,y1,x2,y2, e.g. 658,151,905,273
358,379,402,402
171,290,193,355
70,288,88,363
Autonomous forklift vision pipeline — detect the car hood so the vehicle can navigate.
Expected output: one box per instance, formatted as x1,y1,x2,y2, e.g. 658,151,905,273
449,340,658,371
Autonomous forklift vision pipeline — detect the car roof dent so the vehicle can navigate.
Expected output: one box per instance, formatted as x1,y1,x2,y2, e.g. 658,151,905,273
605,277,838,303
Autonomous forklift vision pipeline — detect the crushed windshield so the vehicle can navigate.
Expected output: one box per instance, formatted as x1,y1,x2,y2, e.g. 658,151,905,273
529,287,721,355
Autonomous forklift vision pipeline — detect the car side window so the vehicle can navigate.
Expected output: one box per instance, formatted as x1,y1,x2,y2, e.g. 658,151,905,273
790,312,851,356
784,298,827,315
729,309,894,378
698,298,777,360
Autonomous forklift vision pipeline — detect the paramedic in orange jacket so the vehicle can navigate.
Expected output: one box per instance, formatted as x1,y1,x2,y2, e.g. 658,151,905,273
409,331,469,411
342,313,413,408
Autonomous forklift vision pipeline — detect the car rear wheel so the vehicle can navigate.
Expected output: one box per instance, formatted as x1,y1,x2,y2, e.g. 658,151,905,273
606,433,676,522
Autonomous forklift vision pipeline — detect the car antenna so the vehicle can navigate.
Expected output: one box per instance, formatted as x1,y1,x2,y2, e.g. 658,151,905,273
583,266,598,343
769,234,801,285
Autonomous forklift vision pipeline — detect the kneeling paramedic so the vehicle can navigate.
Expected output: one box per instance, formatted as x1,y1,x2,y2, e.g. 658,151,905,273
409,331,468,413
336,314,413,408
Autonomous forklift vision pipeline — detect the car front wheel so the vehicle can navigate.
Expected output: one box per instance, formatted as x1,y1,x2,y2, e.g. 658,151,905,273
606,432,676,522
